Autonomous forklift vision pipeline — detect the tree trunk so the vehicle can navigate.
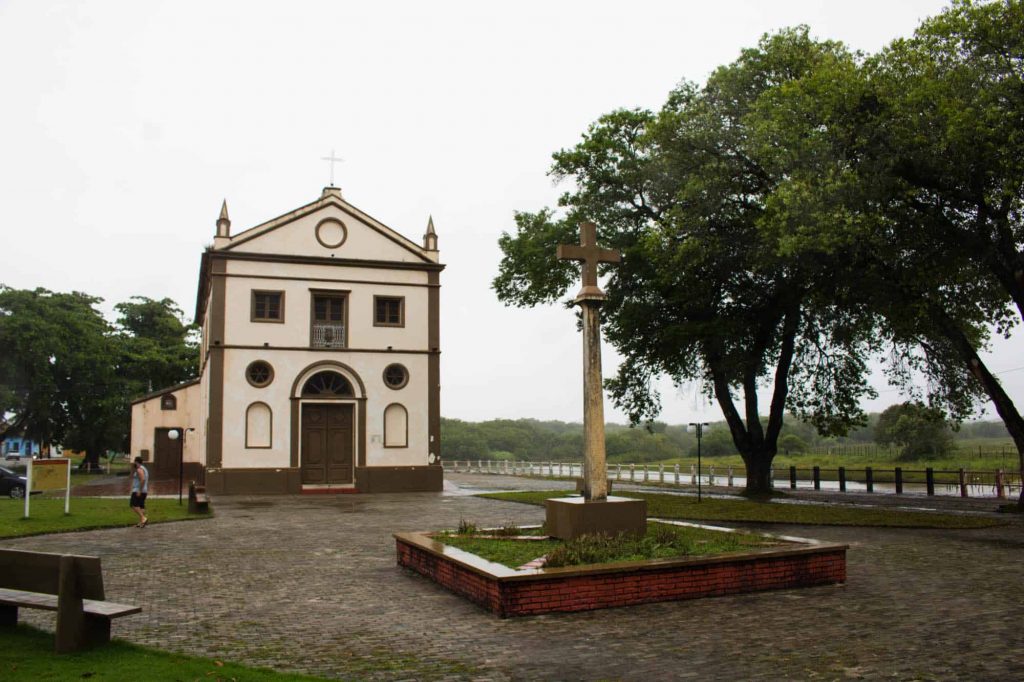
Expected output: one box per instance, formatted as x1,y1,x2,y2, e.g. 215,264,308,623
933,310,1024,507
742,451,775,496
79,447,102,471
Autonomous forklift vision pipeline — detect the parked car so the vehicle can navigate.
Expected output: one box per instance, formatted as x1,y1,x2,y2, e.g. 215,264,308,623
0,466,32,498
4,452,36,462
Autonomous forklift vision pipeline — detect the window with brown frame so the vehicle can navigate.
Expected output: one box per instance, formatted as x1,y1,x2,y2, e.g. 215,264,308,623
374,296,405,327
310,292,347,348
251,290,284,322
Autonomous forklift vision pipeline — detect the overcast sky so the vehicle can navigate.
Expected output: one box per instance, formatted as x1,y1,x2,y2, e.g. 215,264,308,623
2,0,1020,425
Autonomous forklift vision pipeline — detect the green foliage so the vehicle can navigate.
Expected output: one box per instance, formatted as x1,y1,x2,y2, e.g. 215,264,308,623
455,517,478,535
0,288,196,467
778,433,809,454
543,523,773,568
875,402,954,460
1,624,321,681
492,28,883,494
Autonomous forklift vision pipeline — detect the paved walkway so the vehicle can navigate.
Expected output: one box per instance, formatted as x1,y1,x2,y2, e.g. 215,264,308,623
5,473,1023,680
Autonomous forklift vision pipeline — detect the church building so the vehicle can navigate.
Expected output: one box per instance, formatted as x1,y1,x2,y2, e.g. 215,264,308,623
130,186,443,494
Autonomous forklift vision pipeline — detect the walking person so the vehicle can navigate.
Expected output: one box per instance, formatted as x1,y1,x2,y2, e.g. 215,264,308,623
130,456,149,528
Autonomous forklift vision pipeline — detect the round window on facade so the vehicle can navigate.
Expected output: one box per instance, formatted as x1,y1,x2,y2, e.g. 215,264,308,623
383,363,409,390
315,217,348,249
246,360,275,388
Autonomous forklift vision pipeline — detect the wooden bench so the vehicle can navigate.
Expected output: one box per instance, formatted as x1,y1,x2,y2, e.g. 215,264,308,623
189,481,210,514
0,548,141,653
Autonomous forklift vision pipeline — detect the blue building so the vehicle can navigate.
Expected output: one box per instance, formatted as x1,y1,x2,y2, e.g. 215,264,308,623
1,437,40,459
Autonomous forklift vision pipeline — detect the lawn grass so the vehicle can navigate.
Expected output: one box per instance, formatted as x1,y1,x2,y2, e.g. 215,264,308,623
479,491,1004,529
438,521,781,569
0,497,208,539
0,624,318,681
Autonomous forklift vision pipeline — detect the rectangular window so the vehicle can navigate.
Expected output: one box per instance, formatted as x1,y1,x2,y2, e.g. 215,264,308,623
374,296,405,327
251,290,284,323
310,292,348,348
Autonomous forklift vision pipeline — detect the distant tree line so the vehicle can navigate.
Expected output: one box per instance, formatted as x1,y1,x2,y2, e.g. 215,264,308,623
0,287,198,468
441,412,1012,463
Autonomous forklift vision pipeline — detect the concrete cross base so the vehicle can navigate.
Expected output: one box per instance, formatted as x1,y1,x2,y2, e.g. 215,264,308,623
544,496,647,540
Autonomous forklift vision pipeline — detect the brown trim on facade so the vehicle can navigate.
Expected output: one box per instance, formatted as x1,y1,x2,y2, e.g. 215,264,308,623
244,360,275,388
205,468,302,495
314,217,348,249
290,400,300,468
250,289,286,323
206,262,227,468
373,295,405,328
221,272,439,289
211,250,445,272
224,196,433,264
355,466,442,493
288,360,367,398
130,377,201,406
428,269,441,464
244,402,273,449
222,344,433,355
383,403,409,448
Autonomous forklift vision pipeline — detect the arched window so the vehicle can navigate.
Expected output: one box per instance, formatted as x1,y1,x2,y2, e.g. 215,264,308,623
301,371,354,397
161,394,177,410
246,402,272,448
384,403,408,448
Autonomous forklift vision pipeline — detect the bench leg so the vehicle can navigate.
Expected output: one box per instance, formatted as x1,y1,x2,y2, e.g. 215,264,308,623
0,604,17,627
83,614,112,648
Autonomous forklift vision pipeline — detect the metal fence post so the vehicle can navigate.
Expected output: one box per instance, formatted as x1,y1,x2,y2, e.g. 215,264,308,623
659,464,665,484
630,464,635,482
895,467,903,495
812,466,820,491
959,468,968,497
728,466,734,487
926,468,934,496
865,466,874,493
674,463,680,486
838,466,846,493
708,466,715,486
789,466,797,490
996,469,1005,499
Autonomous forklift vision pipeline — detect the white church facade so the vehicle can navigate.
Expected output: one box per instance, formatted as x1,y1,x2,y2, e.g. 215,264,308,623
130,187,443,494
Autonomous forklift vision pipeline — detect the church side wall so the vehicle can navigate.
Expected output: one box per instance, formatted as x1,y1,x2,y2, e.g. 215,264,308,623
129,382,203,465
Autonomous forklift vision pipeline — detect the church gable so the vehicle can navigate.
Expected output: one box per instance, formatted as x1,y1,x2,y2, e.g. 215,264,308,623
222,189,432,264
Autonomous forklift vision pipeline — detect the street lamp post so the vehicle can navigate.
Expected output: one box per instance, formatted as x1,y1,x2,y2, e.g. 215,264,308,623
688,422,709,502
166,428,195,505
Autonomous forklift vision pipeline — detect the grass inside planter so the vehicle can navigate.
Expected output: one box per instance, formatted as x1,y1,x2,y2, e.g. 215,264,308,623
437,522,782,569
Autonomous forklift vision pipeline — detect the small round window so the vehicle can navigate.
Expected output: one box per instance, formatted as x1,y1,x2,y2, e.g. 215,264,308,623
383,363,409,390
246,361,274,388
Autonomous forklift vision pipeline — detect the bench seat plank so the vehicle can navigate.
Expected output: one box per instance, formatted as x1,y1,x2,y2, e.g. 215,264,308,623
0,588,140,618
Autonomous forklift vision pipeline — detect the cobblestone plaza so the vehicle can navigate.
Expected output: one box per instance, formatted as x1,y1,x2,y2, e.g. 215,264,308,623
6,474,1022,680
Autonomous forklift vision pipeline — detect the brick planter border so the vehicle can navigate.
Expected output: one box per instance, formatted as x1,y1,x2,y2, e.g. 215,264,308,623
395,522,847,617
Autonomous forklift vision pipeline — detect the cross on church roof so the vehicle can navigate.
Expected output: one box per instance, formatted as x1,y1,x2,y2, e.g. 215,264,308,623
557,221,621,301
320,148,344,187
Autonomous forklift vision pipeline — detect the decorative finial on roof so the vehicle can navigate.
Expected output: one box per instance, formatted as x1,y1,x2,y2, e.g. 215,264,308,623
216,199,231,238
423,215,438,251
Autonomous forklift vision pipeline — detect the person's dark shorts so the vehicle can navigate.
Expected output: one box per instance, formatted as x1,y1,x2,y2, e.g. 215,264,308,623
130,492,147,509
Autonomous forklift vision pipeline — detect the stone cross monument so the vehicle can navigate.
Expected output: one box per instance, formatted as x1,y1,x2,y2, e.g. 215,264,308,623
557,222,621,500
544,221,647,539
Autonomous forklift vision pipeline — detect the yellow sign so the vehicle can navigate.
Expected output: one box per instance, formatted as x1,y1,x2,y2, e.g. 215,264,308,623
33,459,69,491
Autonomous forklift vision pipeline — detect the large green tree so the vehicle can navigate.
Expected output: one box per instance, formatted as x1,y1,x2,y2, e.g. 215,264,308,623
494,29,879,495
0,288,197,468
874,402,954,459
796,0,1024,503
